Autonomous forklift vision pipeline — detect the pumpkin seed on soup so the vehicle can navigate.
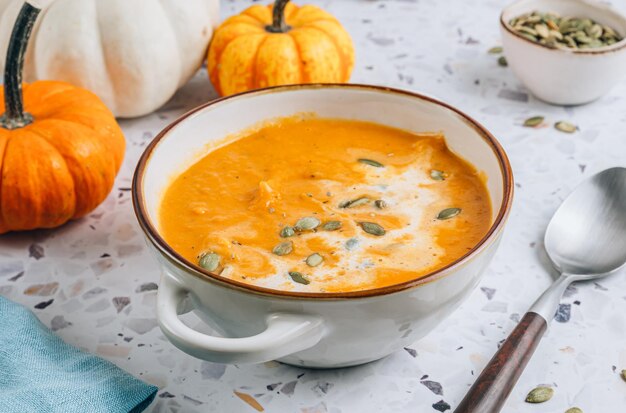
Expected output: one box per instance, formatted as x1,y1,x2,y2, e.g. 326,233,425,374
374,199,387,209
555,121,577,133
430,169,446,181
359,222,386,236
322,221,342,231
198,252,220,272
339,197,371,208
525,386,554,403
523,116,544,127
358,158,384,168
437,207,461,220
294,216,320,231
280,226,295,238
345,238,360,251
289,271,310,285
273,241,293,256
306,253,324,267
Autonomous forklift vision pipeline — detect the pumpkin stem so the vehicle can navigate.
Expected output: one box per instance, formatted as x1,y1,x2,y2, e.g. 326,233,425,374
266,0,291,33
0,2,40,130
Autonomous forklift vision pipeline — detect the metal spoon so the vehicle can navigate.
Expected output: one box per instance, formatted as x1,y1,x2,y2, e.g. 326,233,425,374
455,167,626,413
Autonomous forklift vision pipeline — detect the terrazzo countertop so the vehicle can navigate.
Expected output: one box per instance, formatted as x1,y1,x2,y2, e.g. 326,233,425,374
2,0,626,411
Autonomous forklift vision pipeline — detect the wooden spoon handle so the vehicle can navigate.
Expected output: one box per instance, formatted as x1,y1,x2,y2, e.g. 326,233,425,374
454,312,548,413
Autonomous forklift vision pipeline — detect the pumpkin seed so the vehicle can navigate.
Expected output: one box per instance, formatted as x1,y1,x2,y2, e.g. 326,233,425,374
523,116,544,127
280,226,295,238
359,222,386,236
487,46,503,54
358,158,384,168
220,265,233,277
555,121,577,133
525,386,554,403
272,241,293,256
294,216,320,231
289,271,310,285
430,169,446,181
345,237,360,251
198,252,220,272
322,220,342,231
621,369,626,382
565,408,583,413
535,23,550,38
374,199,388,209
437,207,461,220
305,253,324,267
510,12,622,49
498,56,508,67
339,197,371,208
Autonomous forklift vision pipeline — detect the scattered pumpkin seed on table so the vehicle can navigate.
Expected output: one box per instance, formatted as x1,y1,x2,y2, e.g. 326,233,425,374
322,221,342,231
306,253,324,267
555,121,577,133
359,222,386,236
294,216,320,231
621,369,626,382
289,271,310,285
437,208,461,220
198,252,220,271
358,158,384,168
525,386,554,403
487,46,503,54
509,11,622,49
565,408,583,413
523,116,544,127
273,241,293,256
498,56,508,67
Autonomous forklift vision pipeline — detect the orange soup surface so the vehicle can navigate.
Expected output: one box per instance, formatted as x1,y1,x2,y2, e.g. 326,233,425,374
159,117,492,293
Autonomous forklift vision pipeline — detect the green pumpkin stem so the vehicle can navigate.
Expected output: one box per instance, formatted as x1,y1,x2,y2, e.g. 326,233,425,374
266,0,291,33
0,2,40,130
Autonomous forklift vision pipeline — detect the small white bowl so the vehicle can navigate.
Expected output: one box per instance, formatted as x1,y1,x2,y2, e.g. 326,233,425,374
501,0,626,105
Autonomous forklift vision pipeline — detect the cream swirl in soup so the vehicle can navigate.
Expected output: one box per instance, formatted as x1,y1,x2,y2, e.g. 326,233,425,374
159,117,492,292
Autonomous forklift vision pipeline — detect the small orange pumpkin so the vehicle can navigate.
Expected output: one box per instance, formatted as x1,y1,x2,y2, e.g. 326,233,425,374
208,0,355,96
0,2,125,233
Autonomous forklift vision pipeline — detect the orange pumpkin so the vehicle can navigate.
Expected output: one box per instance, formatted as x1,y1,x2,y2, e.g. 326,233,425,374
208,0,355,96
0,3,124,233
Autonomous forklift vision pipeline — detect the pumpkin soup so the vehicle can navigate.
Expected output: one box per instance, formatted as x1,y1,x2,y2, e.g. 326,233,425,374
159,117,491,292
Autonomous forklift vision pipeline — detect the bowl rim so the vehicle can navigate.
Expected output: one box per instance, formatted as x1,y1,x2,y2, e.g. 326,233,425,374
132,84,514,300
500,0,626,55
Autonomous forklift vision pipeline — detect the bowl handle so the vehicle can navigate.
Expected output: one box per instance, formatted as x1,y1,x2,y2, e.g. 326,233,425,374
157,275,325,364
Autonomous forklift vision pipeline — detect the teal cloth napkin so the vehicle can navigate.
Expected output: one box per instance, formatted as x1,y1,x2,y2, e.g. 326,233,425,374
0,295,157,413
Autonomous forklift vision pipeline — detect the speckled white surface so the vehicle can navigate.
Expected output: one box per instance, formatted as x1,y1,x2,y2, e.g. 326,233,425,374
1,0,626,412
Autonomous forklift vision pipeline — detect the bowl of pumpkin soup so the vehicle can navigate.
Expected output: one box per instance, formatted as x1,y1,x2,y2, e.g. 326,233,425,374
133,84,513,368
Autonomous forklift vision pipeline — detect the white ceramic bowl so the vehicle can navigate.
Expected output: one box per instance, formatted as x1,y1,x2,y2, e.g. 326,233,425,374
132,85,513,368
501,0,626,105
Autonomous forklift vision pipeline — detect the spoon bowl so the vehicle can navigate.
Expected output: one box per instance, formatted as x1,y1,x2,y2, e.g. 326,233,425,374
545,167,626,276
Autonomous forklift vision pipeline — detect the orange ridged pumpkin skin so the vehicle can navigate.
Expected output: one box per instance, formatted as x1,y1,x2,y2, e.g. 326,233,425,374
0,81,125,233
208,2,355,96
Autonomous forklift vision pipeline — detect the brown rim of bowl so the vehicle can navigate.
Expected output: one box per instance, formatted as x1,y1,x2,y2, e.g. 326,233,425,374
500,6,626,55
132,83,514,300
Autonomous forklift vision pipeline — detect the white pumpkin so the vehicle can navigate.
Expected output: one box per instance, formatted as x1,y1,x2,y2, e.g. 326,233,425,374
0,0,220,118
